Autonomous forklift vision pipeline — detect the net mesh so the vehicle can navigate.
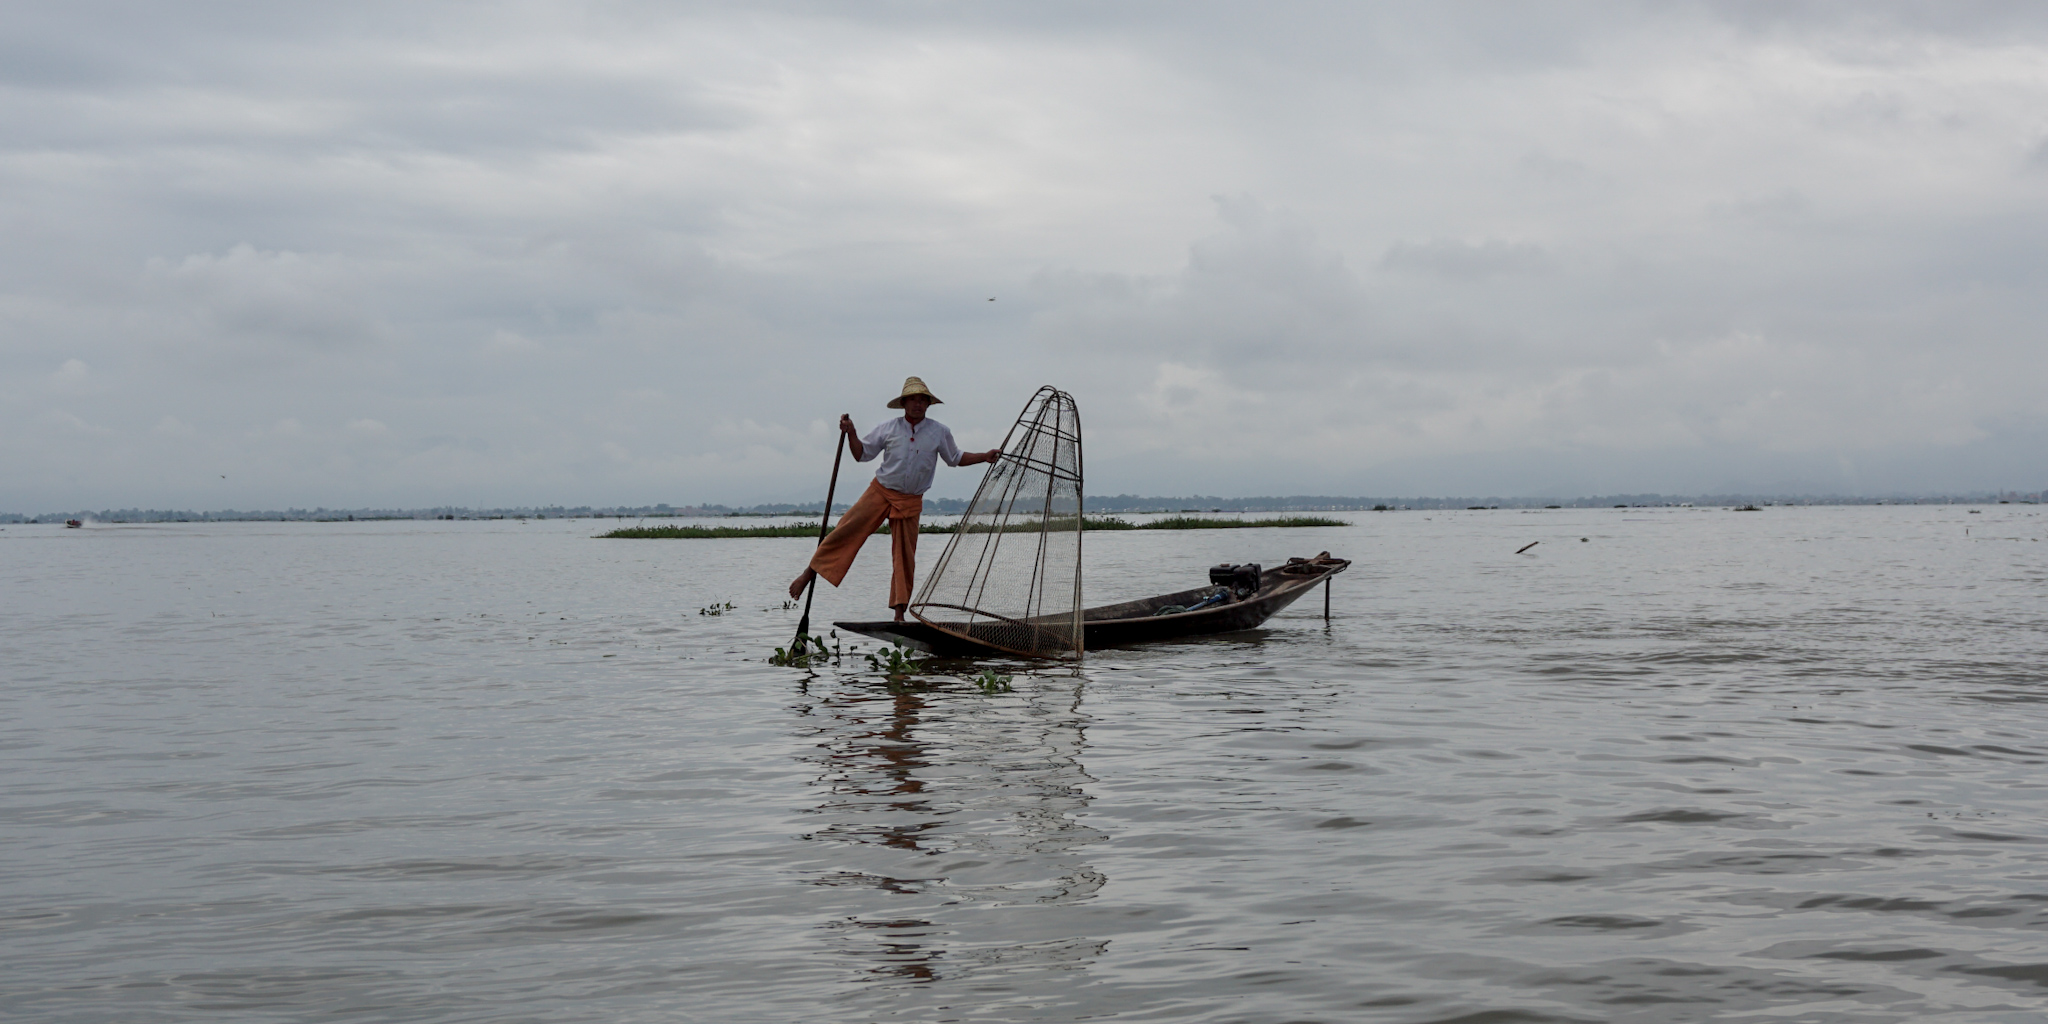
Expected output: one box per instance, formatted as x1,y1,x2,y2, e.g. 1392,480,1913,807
910,386,1084,660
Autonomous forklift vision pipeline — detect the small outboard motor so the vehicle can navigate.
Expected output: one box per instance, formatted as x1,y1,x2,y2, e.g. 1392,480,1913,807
1209,563,1261,600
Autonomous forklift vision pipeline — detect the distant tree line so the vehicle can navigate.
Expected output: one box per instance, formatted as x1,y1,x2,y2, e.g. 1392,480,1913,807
4,491,2039,524
1085,492,2045,511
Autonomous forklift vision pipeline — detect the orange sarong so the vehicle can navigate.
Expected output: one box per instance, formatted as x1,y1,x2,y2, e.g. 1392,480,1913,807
808,479,922,610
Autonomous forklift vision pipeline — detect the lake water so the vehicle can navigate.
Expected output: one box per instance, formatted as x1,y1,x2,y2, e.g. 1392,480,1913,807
6,505,2048,1023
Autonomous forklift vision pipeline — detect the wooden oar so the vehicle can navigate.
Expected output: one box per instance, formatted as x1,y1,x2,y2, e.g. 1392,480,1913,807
791,431,848,651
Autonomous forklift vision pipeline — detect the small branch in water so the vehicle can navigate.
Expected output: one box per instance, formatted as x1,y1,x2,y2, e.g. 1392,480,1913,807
1516,541,1539,554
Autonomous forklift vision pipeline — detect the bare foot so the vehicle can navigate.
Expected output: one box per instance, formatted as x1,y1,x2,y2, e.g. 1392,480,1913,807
891,606,907,623
789,568,816,600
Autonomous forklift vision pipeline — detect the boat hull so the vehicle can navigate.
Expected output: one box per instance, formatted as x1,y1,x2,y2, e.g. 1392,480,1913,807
836,556,1348,657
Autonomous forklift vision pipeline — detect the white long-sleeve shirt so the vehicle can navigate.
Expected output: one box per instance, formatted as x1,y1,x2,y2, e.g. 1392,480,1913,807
857,416,962,496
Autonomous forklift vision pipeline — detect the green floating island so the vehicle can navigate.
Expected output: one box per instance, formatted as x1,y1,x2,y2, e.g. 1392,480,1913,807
598,515,1349,539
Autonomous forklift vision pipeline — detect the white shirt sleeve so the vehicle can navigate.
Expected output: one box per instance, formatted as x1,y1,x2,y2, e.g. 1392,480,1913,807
856,421,889,463
936,425,962,467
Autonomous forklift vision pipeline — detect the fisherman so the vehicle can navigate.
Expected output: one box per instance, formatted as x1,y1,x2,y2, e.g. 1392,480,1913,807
789,377,1002,622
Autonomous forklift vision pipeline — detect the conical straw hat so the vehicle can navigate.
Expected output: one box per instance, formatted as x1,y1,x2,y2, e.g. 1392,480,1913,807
887,376,944,409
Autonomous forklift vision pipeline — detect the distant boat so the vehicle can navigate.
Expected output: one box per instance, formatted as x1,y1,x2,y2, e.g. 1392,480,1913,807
65,519,82,528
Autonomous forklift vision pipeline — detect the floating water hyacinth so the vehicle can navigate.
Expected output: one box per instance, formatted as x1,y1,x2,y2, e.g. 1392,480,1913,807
769,630,837,667
862,643,923,677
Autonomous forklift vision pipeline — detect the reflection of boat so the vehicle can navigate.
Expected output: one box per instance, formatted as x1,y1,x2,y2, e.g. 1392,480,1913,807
64,519,82,529
839,553,1349,657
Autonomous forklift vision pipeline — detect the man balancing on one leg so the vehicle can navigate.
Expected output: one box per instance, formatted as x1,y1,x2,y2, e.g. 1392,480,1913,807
789,377,1002,623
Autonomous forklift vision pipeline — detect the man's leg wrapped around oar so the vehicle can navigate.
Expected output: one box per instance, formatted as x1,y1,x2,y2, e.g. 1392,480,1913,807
807,479,924,619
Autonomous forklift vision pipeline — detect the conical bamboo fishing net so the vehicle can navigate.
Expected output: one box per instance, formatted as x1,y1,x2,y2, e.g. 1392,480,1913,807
909,386,1084,660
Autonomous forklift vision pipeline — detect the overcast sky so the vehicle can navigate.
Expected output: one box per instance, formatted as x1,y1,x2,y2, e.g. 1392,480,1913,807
5,2,2047,510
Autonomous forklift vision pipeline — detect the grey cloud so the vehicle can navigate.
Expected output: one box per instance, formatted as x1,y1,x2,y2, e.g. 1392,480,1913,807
4,2,2048,510
1026,197,1379,381
1380,239,1555,280
1515,150,1605,190
142,246,390,351
2025,137,2048,174
1707,0,2048,43
1706,191,1812,227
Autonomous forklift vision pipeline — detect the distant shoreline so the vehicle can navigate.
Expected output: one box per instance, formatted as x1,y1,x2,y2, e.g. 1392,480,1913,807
597,515,1349,539
5,492,2039,525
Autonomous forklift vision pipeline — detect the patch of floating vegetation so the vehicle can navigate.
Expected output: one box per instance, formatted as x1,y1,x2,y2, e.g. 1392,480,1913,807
603,523,851,539
1127,515,1348,530
597,515,1347,539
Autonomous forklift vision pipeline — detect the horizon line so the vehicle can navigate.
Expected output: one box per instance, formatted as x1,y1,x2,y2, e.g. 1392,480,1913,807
7,489,2044,523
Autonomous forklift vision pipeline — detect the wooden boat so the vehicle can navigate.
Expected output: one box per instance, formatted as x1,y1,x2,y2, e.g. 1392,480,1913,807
837,552,1349,657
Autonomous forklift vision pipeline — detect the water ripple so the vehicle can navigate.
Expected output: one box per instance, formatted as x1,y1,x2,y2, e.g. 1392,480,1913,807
4,509,2047,1021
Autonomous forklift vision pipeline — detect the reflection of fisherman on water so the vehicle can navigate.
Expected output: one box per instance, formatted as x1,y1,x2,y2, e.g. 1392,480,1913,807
794,678,1105,984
